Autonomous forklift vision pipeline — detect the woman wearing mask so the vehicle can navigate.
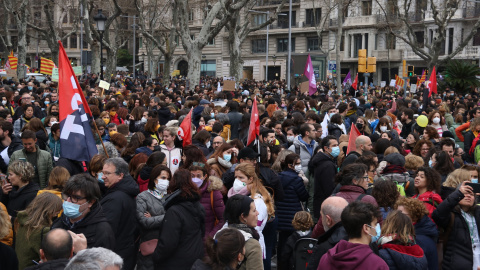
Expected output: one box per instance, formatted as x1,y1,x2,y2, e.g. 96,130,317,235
188,162,225,237
137,152,167,193
135,165,170,270
377,211,428,269
208,143,238,177
13,104,35,136
105,100,124,125
193,130,212,157
428,110,448,137
99,111,111,125
228,163,275,261
143,118,161,142
191,228,246,270
433,181,480,270
152,169,205,269
275,154,309,265
413,167,442,218
356,117,371,136
218,194,263,270
370,118,394,143
14,193,63,270
128,106,146,133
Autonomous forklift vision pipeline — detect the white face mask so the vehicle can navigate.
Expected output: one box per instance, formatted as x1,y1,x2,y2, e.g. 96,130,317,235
1,100,6,105
287,136,294,143
141,117,148,123
155,179,169,194
206,141,211,148
294,165,303,173
433,117,440,124
233,178,246,192
380,126,388,132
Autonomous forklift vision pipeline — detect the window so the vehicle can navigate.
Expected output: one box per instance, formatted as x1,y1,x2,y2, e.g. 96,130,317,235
415,31,424,48
306,9,321,26
307,37,320,51
190,35,195,40
63,10,68,23
139,37,143,48
252,39,266,53
353,34,362,57
362,1,372,15
448,28,454,54
386,0,397,16
207,37,215,45
277,38,295,52
175,36,179,44
201,60,216,77
386,33,396,49
70,10,76,23
340,35,344,51
416,0,427,11
474,29,480,46
375,34,378,50
277,11,296,28
189,11,194,21
253,14,267,26
70,34,77,49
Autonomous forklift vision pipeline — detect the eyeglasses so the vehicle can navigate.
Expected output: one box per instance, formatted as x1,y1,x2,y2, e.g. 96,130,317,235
62,193,86,203
102,171,116,176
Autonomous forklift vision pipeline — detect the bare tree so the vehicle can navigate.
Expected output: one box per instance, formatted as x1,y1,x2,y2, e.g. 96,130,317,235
3,0,29,79
375,0,480,70
0,8,13,61
224,0,286,80
176,0,249,88
135,0,178,83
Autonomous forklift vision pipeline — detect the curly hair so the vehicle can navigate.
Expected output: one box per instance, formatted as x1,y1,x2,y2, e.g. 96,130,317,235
394,196,429,223
443,169,471,188
292,211,313,231
416,166,442,193
427,110,445,126
412,139,433,157
8,160,35,183
372,180,400,209
424,126,440,139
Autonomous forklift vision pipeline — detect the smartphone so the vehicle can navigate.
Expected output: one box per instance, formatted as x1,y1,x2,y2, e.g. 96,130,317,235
19,158,26,162
466,182,480,194
0,174,8,186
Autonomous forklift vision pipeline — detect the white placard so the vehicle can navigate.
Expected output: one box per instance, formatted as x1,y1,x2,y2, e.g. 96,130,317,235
380,81,386,88
389,79,396,87
410,84,417,93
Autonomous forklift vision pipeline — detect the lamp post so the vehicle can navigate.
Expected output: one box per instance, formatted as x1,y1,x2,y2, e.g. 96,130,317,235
93,9,107,80
272,54,277,80
287,0,292,91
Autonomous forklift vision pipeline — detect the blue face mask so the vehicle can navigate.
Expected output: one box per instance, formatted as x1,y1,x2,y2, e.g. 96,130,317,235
28,86,33,91
97,172,104,183
329,113,335,118
330,146,340,157
472,178,478,184
223,154,232,162
123,101,127,106
368,223,381,243
428,160,433,167
62,201,87,219
211,112,215,118
45,101,50,105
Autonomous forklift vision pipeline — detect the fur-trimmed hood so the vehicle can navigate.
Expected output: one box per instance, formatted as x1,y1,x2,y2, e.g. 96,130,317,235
207,157,217,165
207,175,223,192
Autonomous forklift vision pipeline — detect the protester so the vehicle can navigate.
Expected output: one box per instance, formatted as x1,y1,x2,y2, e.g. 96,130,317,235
412,166,443,218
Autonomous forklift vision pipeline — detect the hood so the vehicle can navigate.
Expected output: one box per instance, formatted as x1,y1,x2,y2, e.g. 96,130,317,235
308,151,333,172
414,214,439,239
322,240,377,268
380,244,426,268
139,165,153,181
36,130,48,142
135,146,153,156
106,174,140,198
157,107,172,117
164,190,202,211
206,175,223,192
16,210,29,226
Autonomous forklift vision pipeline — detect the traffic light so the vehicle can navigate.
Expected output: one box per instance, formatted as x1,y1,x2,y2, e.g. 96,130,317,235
358,49,367,73
367,57,376,73
407,65,414,77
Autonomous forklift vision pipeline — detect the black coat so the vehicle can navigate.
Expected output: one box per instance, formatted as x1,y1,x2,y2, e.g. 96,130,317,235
152,192,205,270
157,107,174,126
308,151,337,219
51,203,115,250
276,169,309,231
464,130,475,163
193,139,211,157
0,135,23,174
327,123,343,140
100,175,139,261
414,215,439,270
432,189,480,270
281,231,312,269
0,182,39,224
258,164,285,202
227,111,243,139
0,242,18,270
25,258,69,270
307,223,348,270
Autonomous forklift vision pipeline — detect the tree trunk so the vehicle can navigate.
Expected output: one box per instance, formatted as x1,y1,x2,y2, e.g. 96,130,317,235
50,44,59,66
17,21,27,80
163,53,172,84
91,41,100,74
105,48,117,82
186,46,201,89
228,27,244,80
335,0,344,90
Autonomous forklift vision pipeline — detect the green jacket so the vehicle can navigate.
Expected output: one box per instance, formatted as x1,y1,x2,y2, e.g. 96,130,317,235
14,211,50,270
10,145,53,189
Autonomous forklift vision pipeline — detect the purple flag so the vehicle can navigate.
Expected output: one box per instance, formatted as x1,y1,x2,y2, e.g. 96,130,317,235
304,54,317,96
343,71,352,86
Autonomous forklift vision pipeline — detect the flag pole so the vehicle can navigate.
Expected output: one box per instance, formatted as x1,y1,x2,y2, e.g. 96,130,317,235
92,120,109,158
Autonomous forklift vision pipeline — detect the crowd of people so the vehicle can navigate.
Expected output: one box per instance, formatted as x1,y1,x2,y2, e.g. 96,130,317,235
0,73,479,270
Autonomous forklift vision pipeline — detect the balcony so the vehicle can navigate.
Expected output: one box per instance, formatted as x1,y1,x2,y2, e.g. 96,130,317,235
330,16,380,28
463,7,480,19
403,46,480,60
371,49,403,61
376,14,402,25
270,22,301,29
256,0,298,6
407,12,424,23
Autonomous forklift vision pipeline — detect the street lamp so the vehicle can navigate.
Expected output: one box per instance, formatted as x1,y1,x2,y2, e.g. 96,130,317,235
272,54,277,67
93,9,107,80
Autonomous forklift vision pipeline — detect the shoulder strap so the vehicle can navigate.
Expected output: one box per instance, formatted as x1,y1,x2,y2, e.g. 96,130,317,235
211,191,219,224
356,193,366,201
295,144,300,155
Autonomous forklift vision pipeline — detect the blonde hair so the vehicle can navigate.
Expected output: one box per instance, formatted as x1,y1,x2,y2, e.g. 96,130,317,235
443,169,471,188
381,210,415,244
46,167,70,191
292,211,313,231
404,154,424,171
0,203,10,239
8,160,35,183
16,192,62,239
384,146,399,156
271,150,294,173
235,163,275,217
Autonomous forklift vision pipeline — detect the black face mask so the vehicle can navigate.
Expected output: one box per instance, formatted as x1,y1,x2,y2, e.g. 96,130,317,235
51,112,59,117
356,123,364,130
153,145,161,152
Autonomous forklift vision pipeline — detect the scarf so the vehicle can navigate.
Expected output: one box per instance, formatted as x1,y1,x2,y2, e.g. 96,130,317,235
147,188,164,200
228,223,260,240
382,164,406,175
218,157,233,169
377,233,416,246
227,186,250,198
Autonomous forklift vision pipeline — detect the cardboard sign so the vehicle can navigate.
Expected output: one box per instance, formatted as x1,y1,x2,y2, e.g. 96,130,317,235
73,66,82,76
52,68,59,82
99,80,110,90
389,79,396,87
6,68,16,78
410,84,417,93
380,81,386,88
300,81,310,93
223,80,236,91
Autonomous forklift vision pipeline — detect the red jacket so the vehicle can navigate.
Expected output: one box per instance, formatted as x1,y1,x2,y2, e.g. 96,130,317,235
413,191,443,219
110,113,124,125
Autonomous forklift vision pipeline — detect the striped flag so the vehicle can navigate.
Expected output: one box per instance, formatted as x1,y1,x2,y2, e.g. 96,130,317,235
417,70,426,86
40,57,55,75
395,74,404,89
8,51,17,70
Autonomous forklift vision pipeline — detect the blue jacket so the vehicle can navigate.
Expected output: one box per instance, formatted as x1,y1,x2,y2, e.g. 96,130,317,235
378,243,428,270
275,169,309,231
48,133,60,159
414,215,438,270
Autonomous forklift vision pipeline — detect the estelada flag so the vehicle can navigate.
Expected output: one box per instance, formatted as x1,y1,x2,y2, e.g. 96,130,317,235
247,97,260,147
8,51,17,70
346,123,361,155
178,108,193,147
351,73,358,90
40,57,55,75
428,66,437,98
58,41,97,161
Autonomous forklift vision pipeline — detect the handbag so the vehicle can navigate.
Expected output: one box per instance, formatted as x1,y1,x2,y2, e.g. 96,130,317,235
139,239,158,256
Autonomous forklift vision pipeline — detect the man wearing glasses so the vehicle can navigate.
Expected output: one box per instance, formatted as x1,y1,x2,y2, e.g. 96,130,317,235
100,157,139,270
52,174,115,250
12,92,45,122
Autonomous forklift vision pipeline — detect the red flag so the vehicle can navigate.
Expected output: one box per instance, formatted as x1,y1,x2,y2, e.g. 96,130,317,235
178,108,193,147
351,73,358,90
247,97,260,146
346,123,361,155
428,66,437,98
58,41,97,161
